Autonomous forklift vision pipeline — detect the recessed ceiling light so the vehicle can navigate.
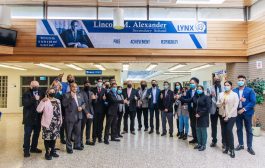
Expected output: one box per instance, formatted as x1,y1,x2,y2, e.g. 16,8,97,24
65,64,83,71
0,64,27,71
146,63,158,71
35,63,61,71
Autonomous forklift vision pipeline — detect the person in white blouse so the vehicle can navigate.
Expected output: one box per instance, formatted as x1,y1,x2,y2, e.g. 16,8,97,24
216,81,239,158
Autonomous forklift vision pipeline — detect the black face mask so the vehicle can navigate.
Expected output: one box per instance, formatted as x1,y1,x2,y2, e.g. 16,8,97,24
48,93,56,98
84,86,90,91
141,85,146,90
127,84,132,88
215,81,221,86
152,84,156,88
106,85,110,89
32,87,38,91
68,79,74,84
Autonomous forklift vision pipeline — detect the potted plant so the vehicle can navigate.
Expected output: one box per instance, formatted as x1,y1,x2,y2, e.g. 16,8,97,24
247,78,265,136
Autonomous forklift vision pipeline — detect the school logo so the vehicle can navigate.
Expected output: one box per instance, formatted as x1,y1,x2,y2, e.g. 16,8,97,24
195,22,206,32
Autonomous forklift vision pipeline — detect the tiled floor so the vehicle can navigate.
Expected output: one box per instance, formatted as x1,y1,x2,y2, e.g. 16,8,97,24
0,114,265,168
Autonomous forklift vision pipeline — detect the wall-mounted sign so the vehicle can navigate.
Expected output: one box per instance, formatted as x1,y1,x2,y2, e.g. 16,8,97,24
256,61,263,69
36,20,207,49
86,70,102,75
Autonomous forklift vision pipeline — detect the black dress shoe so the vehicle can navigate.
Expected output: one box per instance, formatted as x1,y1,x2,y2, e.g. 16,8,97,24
111,138,120,142
194,145,201,149
161,133,166,136
189,139,197,144
177,132,180,137
118,134,123,138
131,131,136,135
235,145,244,151
210,143,216,147
156,130,160,135
230,150,235,158
60,139,66,144
149,130,154,134
144,128,148,131
51,152,59,158
81,144,84,148
98,139,103,143
121,131,128,134
247,148,255,155
30,148,42,153
24,152,30,158
223,149,229,154
198,146,206,151
45,153,52,160
138,128,141,131
73,147,83,150
88,142,95,146
170,134,173,137
67,149,73,154
104,140,109,145
178,133,184,139
183,134,187,140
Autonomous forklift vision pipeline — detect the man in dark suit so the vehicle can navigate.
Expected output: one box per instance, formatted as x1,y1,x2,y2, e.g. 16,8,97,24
80,80,96,147
147,80,161,134
22,81,45,157
186,77,199,144
104,83,127,144
160,81,175,137
92,79,107,143
122,80,139,135
60,20,94,48
62,83,87,154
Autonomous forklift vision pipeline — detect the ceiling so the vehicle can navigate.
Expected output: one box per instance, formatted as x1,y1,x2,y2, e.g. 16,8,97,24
0,0,259,7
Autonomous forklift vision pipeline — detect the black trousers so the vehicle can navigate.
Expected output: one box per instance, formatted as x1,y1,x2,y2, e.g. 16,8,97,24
224,117,236,150
123,107,136,132
60,118,66,141
65,119,82,150
81,115,93,144
104,115,118,141
117,111,124,136
93,112,103,141
44,140,56,154
137,107,148,129
23,124,41,153
189,111,197,140
210,109,225,144
149,104,160,131
99,108,108,139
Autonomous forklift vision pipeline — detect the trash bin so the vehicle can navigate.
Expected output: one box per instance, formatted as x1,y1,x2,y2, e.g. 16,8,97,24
252,126,261,137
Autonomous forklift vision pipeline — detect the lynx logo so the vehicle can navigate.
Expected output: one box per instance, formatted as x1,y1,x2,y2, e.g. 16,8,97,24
195,22,206,32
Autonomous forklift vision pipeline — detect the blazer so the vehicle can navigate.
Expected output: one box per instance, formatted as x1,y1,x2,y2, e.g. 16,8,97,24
61,82,80,95
206,85,224,115
92,87,107,114
62,92,86,122
147,87,161,108
159,89,175,112
60,29,94,48
180,93,211,127
216,91,239,119
122,88,139,112
233,87,256,116
80,90,95,115
107,90,124,116
186,89,197,114
137,88,148,108
36,98,62,128
22,89,45,126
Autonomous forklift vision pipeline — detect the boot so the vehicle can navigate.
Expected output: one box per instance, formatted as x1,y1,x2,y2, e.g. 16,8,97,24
178,132,184,139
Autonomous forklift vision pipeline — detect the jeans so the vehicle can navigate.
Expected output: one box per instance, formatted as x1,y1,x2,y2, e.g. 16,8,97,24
236,113,253,148
179,114,189,134
196,127,207,146
149,104,160,131
224,117,236,150
23,124,41,153
162,111,173,134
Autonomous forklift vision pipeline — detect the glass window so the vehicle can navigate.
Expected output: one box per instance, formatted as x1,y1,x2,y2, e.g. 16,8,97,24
149,8,196,20
98,7,147,20
75,76,88,86
36,76,48,86
21,77,34,86
198,8,244,21
48,7,97,19
250,0,265,20
9,5,43,19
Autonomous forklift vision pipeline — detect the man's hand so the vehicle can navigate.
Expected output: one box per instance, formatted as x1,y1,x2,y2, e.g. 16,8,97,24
35,95,40,101
164,108,168,112
124,99,128,104
176,95,181,100
86,113,93,119
148,95,151,99
160,93,163,99
240,97,246,102
78,107,83,112
91,94,96,100
42,97,48,102
238,109,245,114
195,114,200,118
103,94,106,100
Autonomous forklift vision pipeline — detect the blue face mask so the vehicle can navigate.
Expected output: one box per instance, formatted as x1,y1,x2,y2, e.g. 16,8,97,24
58,91,62,95
224,86,231,92
117,90,122,95
190,83,196,89
112,88,117,93
237,81,245,87
176,86,180,90
197,90,203,95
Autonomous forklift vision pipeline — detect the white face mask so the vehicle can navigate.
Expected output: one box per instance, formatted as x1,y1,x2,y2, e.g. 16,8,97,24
164,85,169,90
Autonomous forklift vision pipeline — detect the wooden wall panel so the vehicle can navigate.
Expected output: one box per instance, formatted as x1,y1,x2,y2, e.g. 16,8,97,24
248,11,265,56
0,46,13,55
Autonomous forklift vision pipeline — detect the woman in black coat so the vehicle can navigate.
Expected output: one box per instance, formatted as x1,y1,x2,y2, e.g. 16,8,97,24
178,85,211,151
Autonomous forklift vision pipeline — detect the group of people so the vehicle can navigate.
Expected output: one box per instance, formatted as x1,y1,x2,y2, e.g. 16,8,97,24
22,74,257,160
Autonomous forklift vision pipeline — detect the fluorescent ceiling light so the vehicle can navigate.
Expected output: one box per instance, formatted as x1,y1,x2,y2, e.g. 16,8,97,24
65,64,83,71
190,64,214,71
168,71,191,73
176,0,225,4
35,63,61,71
163,72,189,75
168,64,187,71
146,63,158,71
0,64,27,71
123,64,130,71
94,64,106,71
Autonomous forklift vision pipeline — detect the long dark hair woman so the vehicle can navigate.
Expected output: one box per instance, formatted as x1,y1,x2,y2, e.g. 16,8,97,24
174,82,183,137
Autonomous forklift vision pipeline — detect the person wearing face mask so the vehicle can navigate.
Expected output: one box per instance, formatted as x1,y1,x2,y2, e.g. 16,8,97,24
206,76,225,148
80,81,96,147
216,81,239,158
177,85,211,151
185,77,200,144
116,86,125,138
61,74,78,95
160,81,175,137
137,80,149,131
233,75,256,155
173,82,183,137
104,83,127,144
122,80,139,135
22,81,45,157
92,79,107,143
37,88,62,160
147,80,161,134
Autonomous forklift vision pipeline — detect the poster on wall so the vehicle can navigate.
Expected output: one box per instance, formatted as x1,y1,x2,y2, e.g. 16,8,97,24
36,20,207,49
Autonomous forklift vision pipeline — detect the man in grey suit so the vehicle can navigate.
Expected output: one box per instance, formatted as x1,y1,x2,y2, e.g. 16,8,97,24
63,83,87,154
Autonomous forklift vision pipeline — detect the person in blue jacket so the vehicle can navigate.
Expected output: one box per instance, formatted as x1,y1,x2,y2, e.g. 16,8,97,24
233,75,256,155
